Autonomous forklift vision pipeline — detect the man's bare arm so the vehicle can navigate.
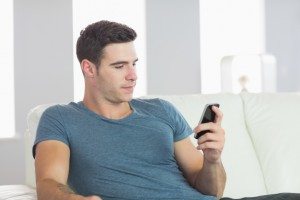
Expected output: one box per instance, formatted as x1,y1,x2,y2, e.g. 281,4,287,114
36,178,83,200
35,140,101,200
193,106,226,197
174,138,226,198
175,106,226,198
193,155,226,198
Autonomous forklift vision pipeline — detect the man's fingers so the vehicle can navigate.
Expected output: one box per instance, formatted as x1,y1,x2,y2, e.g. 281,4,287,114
196,141,224,151
212,106,223,125
193,122,216,134
197,132,219,145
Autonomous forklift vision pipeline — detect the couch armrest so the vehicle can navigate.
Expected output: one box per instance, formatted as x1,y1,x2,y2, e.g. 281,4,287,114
25,104,55,187
0,185,37,200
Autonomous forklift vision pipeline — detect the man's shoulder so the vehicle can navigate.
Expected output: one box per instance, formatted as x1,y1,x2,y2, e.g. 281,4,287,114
131,98,177,117
132,98,175,109
132,97,160,104
41,102,80,117
131,98,167,109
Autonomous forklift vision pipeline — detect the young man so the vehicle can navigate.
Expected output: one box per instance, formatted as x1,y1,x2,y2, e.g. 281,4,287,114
34,20,225,200
33,21,299,200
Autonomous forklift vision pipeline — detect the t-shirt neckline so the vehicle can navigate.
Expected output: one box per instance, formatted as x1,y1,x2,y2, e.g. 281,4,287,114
74,100,137,122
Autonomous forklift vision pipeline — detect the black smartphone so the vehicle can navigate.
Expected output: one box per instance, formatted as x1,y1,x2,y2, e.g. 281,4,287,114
194,103,220,139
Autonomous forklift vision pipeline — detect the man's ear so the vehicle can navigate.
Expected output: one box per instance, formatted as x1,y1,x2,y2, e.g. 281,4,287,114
81,59,97,77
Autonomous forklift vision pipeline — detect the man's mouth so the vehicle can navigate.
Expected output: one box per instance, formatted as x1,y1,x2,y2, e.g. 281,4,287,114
121,85,135,93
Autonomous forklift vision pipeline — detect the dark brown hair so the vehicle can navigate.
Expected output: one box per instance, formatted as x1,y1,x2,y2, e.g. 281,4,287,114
76,20,137,68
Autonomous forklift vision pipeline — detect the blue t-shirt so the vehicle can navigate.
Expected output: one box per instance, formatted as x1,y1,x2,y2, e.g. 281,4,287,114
33,98,216,200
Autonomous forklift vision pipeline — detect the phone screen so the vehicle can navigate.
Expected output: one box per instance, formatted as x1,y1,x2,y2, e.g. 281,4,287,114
202,104,219,123
194,103,220,139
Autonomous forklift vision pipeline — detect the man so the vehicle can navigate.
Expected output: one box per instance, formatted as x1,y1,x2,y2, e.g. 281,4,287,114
33,21,298,200
34,20,225,200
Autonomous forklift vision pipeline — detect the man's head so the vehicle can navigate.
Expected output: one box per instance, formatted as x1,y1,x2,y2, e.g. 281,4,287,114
77,20,138,104
76,20,137,68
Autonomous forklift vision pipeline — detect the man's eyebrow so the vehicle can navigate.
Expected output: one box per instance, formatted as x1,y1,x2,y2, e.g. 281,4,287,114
109,58,138,66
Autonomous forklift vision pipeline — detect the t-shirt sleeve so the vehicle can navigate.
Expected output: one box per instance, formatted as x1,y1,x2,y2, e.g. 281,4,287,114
158,99,193,142
32,105,70,158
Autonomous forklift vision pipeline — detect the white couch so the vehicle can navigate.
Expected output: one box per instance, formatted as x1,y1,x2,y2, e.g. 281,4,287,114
4,92,300,199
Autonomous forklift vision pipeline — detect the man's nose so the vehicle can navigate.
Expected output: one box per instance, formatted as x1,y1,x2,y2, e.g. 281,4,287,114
126,66,137,81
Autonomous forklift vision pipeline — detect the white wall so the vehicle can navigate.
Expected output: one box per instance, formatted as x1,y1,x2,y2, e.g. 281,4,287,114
146,0,201,95
0,138,24,184
265,0,300,92
0,0,74,185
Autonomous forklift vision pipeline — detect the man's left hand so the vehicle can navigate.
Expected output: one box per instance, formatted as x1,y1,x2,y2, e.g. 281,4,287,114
193,106,225,164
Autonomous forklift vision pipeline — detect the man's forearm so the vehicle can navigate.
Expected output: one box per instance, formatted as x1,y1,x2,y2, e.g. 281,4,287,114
193,159,226,198
36,179,85,200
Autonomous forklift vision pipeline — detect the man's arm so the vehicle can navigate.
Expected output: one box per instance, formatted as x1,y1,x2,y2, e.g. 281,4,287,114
174,106,226,198
35,140,101,200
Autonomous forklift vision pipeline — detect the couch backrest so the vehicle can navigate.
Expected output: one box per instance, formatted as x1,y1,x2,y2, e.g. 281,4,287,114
145,94,267,198
25,93,268,198
240,92,300,194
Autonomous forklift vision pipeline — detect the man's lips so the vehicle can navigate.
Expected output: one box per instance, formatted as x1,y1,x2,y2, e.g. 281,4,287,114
122,85,135,88
121,84,136,92
122,84,136,89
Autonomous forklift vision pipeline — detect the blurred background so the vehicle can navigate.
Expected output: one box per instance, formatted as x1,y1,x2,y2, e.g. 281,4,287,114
0,0,299,184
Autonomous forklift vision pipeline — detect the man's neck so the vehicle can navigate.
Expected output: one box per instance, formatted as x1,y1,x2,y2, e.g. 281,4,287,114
82,97,132,120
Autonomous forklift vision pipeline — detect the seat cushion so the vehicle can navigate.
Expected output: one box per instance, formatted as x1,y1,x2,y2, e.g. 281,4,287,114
241,92,300,193
0,185,36,200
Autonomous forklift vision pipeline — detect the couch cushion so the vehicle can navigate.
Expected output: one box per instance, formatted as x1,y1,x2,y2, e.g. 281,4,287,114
146,93,267,198
0,185,36,200
241,92,300,194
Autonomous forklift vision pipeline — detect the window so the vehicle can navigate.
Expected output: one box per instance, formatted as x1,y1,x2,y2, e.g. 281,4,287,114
0,0,15,138
200,0,266,93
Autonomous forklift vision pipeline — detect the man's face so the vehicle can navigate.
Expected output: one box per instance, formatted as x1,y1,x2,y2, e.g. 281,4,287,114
93,42,138,103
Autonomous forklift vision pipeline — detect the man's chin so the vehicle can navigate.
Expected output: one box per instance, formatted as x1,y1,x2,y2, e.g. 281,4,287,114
123,94,133,102
116,93,133,103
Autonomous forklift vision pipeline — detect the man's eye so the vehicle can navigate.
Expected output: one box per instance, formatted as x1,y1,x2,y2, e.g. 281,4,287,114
115,65,124,69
